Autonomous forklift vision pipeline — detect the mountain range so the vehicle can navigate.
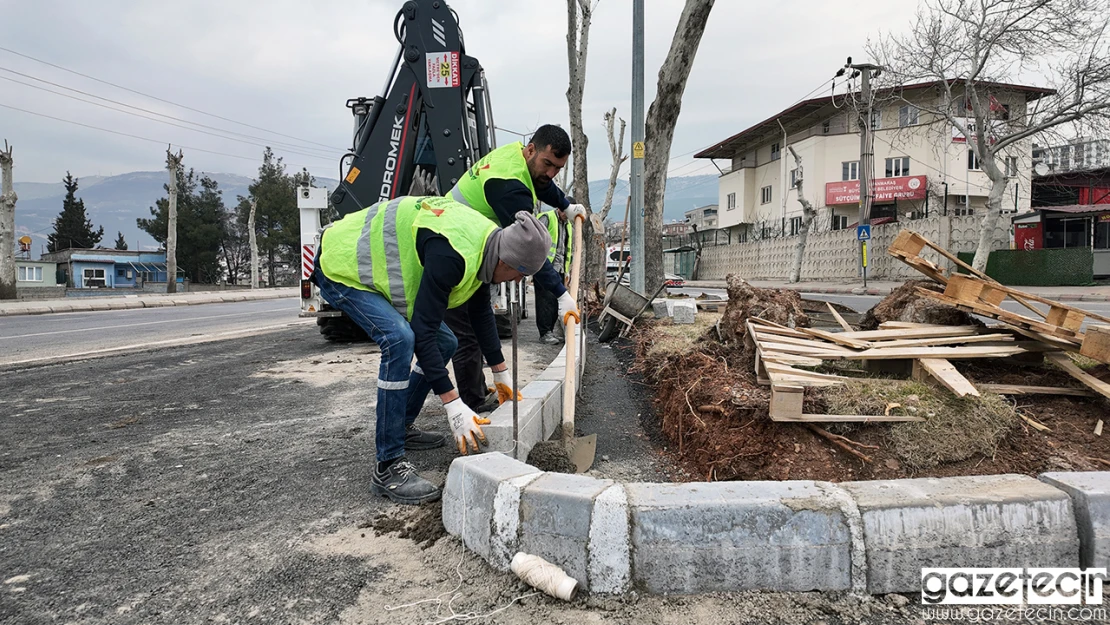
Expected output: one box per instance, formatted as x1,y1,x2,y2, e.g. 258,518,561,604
14,171,717,256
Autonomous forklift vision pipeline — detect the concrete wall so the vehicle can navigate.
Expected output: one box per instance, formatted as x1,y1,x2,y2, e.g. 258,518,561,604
697,214,1010,281
15,286,67,300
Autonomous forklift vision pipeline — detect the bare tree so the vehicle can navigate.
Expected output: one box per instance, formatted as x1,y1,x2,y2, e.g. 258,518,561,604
0,141,16,300
165,148,183,294
565,0,598,290
787,146,817,283
583,108,628,291
875,0,1110,270
643,0,715,290
249,198,259,288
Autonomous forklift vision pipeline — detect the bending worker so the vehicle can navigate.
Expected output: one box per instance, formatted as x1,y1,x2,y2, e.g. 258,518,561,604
445,124,586,395
535,202,573,344
312,195,551,505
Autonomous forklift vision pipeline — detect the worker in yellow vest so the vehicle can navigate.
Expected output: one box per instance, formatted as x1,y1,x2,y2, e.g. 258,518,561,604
311,196,551,505
536,204,573,343
447,125,585,400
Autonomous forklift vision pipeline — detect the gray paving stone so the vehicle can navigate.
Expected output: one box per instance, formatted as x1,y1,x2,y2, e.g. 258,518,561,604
520,472,613,587
442,453,541,560
843,474,1078,593
672,299,696,324
1040,471,1110,568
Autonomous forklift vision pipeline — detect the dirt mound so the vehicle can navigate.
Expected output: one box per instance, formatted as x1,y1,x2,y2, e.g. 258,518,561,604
719,275,810,366
858,279,979,330
366,503,446,550
526,440,577,473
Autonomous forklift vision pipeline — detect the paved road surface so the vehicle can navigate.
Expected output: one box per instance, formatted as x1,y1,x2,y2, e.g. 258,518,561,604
0,299,310,367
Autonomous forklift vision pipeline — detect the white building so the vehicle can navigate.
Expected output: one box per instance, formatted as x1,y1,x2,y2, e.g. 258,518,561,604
684,204,718,231
1034,138,1110,174
695,80,1051,242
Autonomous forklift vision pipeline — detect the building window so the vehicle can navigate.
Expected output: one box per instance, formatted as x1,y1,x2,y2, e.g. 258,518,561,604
18,266,43,282
83,268,106,287
822,120,831,134
1005,156,1018,177
789,216,802,236
955,198,974,216
842,161,859,181
790,169,799,188
885,156,910,178
117,268,127,278
760,185,772,205
770,142,781,161
968,149,982,171
898,105,919,127
870,108,882,130
726,192,736,210
831,215,848,231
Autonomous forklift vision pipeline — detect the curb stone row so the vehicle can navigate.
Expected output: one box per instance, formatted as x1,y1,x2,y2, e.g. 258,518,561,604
0,289,298,317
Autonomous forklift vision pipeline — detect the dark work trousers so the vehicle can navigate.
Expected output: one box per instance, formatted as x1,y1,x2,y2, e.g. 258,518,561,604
535,277,563,336
443,305,488,409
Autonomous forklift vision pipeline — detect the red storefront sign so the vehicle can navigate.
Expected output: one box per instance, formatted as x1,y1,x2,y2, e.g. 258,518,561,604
1014,222,1043,250
825,175,928,205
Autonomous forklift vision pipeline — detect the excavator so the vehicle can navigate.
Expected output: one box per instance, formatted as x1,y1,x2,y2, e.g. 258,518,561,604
297,0,523,340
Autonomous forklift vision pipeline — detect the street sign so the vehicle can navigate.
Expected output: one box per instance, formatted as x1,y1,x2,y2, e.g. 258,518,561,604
857,224,871,241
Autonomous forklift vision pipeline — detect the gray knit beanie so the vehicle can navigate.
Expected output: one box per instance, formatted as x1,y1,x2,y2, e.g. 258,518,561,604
497,211,551,275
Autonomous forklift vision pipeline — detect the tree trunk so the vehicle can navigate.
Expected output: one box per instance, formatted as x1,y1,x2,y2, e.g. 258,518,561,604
788,147,817,283
165,149,183,294
249,199,259,289
565,0,595,291
0,141,16,300
643,0,715,291
972,176,1009,272
585,109,628,290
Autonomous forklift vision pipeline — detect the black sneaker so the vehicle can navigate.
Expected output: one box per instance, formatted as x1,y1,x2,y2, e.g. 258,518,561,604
405,424,447,450
371,458,441,505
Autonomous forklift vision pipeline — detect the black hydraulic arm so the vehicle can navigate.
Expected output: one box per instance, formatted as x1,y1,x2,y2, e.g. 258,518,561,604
330,0,495,218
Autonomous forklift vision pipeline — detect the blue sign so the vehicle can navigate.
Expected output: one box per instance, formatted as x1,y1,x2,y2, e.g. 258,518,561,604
857,225,871,241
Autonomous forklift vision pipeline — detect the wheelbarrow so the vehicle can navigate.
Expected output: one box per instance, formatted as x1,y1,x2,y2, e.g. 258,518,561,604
597,280,668,343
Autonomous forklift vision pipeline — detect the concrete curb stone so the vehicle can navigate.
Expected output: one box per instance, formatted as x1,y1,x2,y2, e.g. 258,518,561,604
1039,471,1110,569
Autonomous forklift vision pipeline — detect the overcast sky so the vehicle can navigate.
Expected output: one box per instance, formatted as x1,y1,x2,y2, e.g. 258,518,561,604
0,0,924,189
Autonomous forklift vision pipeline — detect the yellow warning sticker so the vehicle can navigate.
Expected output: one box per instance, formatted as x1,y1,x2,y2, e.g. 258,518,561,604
633,141,645,159
345,166,360,184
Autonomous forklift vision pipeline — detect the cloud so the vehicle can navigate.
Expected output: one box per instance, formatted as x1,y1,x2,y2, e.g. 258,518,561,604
0,0,921,188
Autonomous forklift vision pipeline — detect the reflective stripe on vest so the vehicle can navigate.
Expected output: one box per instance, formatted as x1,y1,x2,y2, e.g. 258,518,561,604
449,142,538,225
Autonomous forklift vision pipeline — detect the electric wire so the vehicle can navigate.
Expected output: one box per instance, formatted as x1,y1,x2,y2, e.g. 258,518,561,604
0,45,342,152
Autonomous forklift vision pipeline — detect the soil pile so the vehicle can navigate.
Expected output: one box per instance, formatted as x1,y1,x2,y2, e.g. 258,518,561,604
719,275,811,366
858,279,978,330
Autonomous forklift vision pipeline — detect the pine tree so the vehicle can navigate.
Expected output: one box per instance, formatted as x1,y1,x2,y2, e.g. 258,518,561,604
240,148,297,286
47,172,104,252
138,169,228,283
114,231,128,250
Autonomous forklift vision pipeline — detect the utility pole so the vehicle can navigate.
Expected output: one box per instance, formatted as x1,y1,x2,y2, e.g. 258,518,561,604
629,0,645,294
843,59,881,287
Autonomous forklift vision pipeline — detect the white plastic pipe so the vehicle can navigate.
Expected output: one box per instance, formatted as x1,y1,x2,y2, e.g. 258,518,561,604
510,552,579,602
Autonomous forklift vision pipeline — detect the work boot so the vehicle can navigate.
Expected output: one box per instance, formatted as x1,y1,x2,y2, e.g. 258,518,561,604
540,332,561,345
371,458,441,505
404,424,447,450
476,391,500,414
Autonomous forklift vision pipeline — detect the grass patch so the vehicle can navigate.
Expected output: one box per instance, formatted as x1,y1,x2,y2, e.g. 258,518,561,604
824,379,1017,470
1068,352,1103,371
645,312,722,359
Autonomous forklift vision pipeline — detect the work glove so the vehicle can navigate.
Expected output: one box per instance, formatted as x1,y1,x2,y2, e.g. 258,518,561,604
564,203,586,222
445,398,490,455
492,368,523,404
558,291,580,326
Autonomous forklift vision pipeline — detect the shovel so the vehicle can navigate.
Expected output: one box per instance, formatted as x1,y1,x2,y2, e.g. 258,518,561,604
562,213,596,473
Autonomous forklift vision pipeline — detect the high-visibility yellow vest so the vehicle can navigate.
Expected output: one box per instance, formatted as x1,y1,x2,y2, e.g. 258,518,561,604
448,142,537,223
318,196,496,320
538,210,572,275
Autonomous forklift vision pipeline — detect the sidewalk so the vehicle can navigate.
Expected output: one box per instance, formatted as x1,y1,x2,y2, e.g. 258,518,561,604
0,288,298,317
683,279,1110,302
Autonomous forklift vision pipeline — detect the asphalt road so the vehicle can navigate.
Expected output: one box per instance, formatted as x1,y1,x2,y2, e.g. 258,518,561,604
0,299,311,367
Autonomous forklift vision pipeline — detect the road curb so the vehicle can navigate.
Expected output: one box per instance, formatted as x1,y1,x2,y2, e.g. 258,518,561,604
1040,471,1110,569
0,289,297,317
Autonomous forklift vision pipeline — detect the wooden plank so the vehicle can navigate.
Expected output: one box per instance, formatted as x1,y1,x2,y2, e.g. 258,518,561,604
1080,325,1110,365
748,323,810,339
757,341,854,358
868,333,1015,349
848,345,1028,360
914,358,980,397
769,384,804,420
763,362,849,380
838,326,982,340
977,384,1095,397
797,327,872,350
761,354,825,367
879,321,955,329
1047,353,1110,401
771,414,926,423
917,289,1084,342
827,301,854,332
753,332,856,353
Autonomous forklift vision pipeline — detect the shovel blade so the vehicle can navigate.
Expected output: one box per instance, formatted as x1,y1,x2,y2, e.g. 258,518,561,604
568,434,597,473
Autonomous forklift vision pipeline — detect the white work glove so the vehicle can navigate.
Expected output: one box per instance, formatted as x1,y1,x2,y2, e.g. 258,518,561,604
558,291,580,326
564,203,586,222
445,398,490,455
492,368,523,404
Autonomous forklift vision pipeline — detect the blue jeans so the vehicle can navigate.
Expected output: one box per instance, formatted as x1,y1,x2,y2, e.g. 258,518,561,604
314,272,457,463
